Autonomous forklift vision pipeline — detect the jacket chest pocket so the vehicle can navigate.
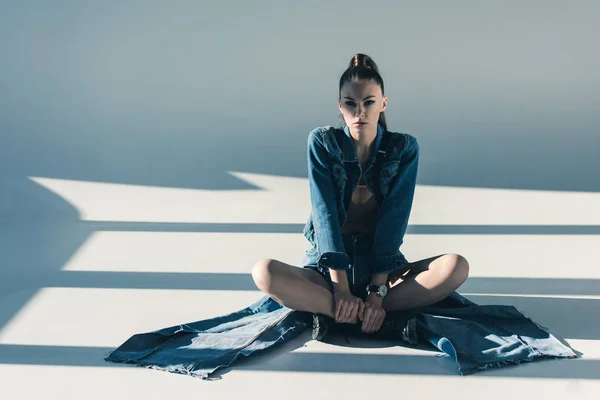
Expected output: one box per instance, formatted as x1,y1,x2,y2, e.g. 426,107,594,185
331,163,347,195
380,161,400,197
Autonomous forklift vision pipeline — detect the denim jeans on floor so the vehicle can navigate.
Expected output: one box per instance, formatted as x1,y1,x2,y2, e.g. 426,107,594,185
104,233,578,379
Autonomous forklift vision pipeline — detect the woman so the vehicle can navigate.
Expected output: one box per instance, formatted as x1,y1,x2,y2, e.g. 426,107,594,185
105,54,577,379
251,53,469,340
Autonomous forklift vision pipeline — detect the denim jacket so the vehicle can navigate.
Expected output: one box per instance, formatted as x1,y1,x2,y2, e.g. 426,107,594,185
302,123,419,273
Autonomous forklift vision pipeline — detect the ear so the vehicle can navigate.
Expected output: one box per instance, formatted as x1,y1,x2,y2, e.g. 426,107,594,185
381,96,388,112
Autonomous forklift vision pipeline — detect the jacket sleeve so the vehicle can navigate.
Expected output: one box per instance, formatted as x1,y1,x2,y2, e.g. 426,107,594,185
370,134,419,274
307,127,350,271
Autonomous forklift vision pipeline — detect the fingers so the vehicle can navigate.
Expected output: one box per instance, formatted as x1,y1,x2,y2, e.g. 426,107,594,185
336,295,387,331
348,302,358,322
336,297,362,323
346,299,364,324
338,299,348,322
342,300,358,323
362,309,374,332
358,300,365,321
362,308,386,333
336,298,348,323
339,302,350,323
335,299,342,321
352,299,365,323
372,312,384,332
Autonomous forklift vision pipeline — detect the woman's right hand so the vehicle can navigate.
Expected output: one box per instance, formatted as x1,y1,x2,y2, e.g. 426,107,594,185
333,290,365,324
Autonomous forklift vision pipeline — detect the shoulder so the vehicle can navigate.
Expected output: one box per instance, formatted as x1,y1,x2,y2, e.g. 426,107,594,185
307,125,343,155
382,129,419,156
307,125,340,141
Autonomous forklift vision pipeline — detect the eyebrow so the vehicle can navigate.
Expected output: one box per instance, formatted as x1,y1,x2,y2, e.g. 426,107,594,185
343,95,375,100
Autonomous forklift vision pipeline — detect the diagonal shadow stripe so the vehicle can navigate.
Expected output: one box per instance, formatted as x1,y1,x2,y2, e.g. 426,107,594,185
459,277,600,296
240,352,594,379
0,344,118,367
4,272,600,296
408,225,600,235
0,344,594,379
52,271,258,291
80,221,600,235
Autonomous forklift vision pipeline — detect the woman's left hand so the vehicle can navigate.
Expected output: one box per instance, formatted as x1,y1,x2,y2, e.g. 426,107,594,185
360,296,386,333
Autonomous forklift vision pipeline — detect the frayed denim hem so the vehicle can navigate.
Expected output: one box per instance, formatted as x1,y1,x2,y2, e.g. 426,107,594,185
456,352,580,376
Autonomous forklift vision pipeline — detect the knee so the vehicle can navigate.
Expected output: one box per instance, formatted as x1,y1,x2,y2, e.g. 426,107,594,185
444,253,470,285
251,258,277,293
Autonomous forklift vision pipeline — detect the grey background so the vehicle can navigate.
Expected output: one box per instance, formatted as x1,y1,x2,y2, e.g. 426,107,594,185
1,0,598,200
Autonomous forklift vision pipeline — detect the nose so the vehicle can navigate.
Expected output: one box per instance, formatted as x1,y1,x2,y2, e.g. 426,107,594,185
355,105,365,118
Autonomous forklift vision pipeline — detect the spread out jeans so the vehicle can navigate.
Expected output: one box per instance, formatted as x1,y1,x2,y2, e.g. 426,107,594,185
104,233,578,379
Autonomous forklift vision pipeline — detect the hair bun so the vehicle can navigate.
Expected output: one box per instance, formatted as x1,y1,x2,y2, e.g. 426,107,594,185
349,53,380,74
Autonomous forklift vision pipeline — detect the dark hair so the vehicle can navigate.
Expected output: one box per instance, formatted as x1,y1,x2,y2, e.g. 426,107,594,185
337,53,388,131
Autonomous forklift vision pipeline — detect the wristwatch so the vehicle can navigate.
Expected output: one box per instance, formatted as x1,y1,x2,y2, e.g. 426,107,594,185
366,284,388,298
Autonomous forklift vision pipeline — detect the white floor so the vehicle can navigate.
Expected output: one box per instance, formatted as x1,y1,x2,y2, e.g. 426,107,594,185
1,173,600,399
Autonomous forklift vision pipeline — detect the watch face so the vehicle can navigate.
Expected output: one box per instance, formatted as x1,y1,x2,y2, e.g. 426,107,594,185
368,285,388,297
378,285,388,297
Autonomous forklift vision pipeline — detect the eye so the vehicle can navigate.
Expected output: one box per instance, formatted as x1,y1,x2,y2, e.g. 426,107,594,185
344,100,375,106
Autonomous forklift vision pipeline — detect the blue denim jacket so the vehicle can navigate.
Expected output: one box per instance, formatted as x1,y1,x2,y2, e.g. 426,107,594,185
302,123,418,274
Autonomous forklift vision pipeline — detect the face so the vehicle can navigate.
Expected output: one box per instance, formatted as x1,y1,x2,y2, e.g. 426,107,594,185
339,79,387,134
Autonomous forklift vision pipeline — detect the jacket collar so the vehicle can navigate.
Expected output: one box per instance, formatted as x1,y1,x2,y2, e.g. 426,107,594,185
341,122,384,164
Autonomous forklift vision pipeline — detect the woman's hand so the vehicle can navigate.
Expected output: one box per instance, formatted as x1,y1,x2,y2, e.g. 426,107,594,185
333,290,365,324
360,296,386,333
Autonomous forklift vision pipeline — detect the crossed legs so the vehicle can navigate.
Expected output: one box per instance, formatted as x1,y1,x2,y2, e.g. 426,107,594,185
251,253,469,315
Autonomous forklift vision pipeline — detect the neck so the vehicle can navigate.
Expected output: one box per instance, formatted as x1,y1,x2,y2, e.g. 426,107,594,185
349,124,377,163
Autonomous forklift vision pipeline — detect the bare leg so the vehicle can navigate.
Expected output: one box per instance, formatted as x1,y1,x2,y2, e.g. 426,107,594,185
382,253,470,312
251,258,336,318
